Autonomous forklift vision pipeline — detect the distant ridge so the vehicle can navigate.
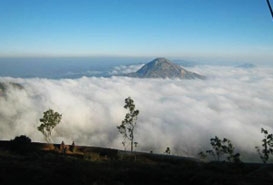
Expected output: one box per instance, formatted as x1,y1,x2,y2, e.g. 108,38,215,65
0,82,23,97
236,63,256,68
126,58,205,79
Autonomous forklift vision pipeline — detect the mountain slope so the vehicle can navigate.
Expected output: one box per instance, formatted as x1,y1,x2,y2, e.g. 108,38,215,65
127,58,205,79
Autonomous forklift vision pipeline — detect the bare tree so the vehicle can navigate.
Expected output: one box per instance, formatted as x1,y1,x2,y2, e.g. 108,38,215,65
255,128,273,163
266,0,273,19
201,136,240,163
117,97,139,152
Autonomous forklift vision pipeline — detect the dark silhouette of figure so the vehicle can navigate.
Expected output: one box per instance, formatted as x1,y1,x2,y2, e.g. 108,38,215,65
70,141,75,152
60,141,65,154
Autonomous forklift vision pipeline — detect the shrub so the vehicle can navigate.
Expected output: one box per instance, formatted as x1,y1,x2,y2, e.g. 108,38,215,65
255,128,273,163
199,136,241,163
10,135,33,154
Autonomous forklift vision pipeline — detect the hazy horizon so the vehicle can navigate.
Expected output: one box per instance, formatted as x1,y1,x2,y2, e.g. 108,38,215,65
1,57,272,79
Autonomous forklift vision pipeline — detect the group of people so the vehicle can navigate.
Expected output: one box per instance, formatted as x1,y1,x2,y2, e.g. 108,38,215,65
60,141,75,154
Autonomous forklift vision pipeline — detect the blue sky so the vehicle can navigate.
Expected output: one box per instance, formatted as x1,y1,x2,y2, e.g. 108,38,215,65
0,0,272,63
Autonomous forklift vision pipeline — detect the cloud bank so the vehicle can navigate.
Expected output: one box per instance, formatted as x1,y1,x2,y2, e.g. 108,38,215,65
1,66,273,162
110,64,144,75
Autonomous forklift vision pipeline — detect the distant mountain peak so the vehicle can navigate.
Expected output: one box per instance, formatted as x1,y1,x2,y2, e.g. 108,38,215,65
126,58,205,79
236,63,256,68
151,57,170,63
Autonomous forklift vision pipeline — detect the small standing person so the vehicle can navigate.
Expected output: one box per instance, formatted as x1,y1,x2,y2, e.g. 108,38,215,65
70,141,75,152
60,141,65,154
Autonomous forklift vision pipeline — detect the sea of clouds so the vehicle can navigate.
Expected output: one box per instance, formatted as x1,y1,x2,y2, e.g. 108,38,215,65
1,65,273,162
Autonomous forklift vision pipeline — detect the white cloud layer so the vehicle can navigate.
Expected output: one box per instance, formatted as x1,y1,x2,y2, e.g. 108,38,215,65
110,64,144,75
1,66,273,162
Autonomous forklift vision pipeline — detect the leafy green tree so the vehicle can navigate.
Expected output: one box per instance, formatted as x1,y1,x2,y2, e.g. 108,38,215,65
117,97,139,152
255,128,273,163
38,109,62,143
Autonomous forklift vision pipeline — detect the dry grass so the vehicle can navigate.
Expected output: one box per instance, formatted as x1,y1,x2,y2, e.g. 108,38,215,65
0,141,273,185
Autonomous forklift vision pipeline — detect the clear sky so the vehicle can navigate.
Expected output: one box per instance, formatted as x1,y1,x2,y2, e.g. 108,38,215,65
0,0,272,63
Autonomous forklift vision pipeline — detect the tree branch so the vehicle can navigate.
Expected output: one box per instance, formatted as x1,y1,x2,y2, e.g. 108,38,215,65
267,0,273,20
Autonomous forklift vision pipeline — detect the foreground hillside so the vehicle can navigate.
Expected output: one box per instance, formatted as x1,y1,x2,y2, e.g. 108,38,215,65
0,141,272,185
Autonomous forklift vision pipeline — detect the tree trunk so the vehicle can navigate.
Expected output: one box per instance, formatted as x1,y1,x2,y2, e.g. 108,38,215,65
267,0,273,19
131,128,134,152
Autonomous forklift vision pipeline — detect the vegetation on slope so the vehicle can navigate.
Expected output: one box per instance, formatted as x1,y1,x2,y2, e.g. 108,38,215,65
0,139,273,185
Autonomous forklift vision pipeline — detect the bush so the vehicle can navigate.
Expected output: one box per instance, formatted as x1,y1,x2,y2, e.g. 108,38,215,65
10,135,33,154
199,136,241,163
